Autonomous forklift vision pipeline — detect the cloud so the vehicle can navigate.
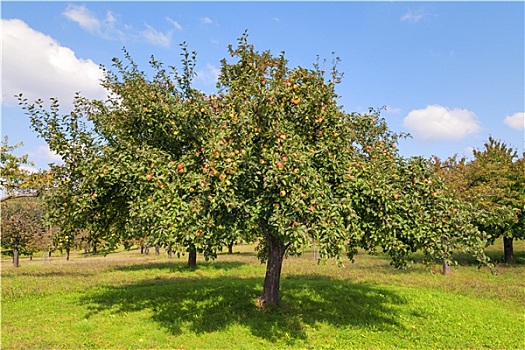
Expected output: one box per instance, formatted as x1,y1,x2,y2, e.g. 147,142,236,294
1,19,106,107
26,145,64,169
140,24,172,47
63,4,101,32
166,17,182,31
401,9,425,23
196,64,221,86
63,5,124,41
201,17,213,25
64,5,178,47
403,105,481,141
32,145,63,162
503,112,524,131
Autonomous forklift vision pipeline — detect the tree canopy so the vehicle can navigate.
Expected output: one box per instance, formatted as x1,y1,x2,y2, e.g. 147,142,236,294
433,137,525,262
20,33,491,306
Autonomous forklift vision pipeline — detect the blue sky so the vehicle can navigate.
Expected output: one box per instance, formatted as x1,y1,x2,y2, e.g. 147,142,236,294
2,1,524,170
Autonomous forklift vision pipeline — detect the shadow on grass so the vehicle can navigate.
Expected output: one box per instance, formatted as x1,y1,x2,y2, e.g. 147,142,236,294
376,247,525,269
112,260,247,273
453,249,525,266
82,274,406,345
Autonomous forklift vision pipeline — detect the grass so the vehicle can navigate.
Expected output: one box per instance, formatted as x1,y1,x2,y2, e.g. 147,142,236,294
1,240,524,349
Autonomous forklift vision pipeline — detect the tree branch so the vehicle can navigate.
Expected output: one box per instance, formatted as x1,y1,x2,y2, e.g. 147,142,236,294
1,193,39,203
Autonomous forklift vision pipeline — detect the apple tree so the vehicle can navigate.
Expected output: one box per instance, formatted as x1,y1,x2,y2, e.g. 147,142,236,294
434,138,524,262
20,34,490,306
213,35,489,304
1,138,57,266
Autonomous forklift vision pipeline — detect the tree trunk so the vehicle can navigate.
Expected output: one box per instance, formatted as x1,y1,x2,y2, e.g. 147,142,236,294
503,236,514,262
228,241,234,254
140,245,144,254
259,222,287,307
29,254,33,261
13,236,20,268
188,245,197,268
144,244,149,255
442,260,451,275
92,243,97,254
66,247,70,261
167,245,173,259
155,245,160,255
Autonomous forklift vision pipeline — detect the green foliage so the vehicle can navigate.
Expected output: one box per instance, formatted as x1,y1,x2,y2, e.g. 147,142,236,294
19,33,491,302
1,137,31,195
1,138,55,262
434,138,525,247
1,197,49,258
0,136,50,198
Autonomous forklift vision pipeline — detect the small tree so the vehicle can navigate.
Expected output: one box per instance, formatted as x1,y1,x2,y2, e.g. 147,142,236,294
1,137,54,266
1,197,47,266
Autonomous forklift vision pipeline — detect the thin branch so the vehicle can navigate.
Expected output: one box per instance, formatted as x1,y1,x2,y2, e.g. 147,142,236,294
1,193,39,203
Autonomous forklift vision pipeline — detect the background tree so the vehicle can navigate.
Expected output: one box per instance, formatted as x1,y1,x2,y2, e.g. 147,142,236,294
21,34,490,306
1,136,47,201
1,197,48,266
433,138,524,262
1,137,54,266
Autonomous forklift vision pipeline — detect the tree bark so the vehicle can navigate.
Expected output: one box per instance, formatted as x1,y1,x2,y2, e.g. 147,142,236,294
259,221,287,307
188,245,197,268
144,244,149,255
66,247,70,261
503,236,514,262
13,236,20,268
1,192,38,203
140,245,144,254
155,245,160,255
442,260,451,275
228,241,234,254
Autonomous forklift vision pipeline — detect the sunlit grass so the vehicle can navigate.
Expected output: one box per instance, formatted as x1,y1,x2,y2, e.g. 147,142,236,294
1,240,524,349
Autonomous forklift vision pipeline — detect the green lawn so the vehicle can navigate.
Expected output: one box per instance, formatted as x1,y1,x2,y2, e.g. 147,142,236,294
2,241,524,349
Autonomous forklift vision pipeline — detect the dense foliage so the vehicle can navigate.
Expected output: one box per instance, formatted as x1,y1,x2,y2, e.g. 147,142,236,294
433,137,525,262
20,34,491,305
1,138,54,266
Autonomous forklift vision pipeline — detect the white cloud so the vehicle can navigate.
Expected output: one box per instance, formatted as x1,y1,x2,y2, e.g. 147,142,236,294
401,10,425,23
196,64,221,86
140,24,172,47
63,5,125,41
166,17,182,31
403,105,481,141
503,112,524,131
64,5,176,47
201,17,213,25
63,5,101,33
27,145,63,168
1,19,106,107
